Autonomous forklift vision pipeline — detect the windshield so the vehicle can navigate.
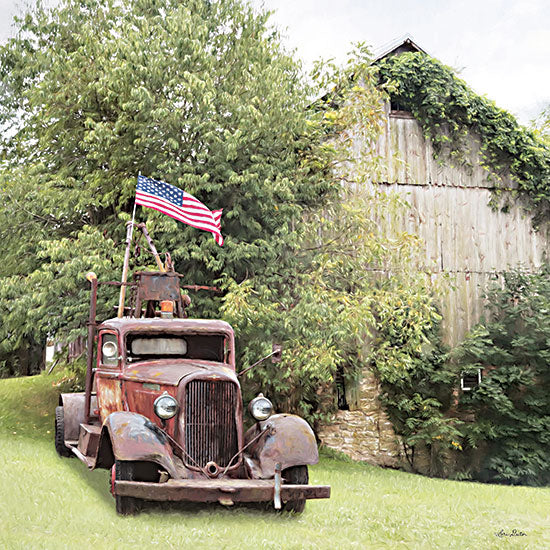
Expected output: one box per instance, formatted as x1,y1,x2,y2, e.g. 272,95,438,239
131,337,187,356
126,333,225,362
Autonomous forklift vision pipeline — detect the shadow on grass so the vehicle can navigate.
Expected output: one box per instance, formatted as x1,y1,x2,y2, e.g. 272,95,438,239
138,500,304,517
61,455,113,507
61,454,303,518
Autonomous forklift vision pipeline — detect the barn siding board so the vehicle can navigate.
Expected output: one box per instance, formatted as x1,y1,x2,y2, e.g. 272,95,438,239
365,114,548,345
384,115,518,190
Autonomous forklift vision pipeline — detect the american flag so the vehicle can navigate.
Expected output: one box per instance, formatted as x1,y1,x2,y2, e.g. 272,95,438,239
136,175,223,246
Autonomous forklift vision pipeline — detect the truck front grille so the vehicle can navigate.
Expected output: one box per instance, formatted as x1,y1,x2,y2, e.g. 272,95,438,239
184,379,238,468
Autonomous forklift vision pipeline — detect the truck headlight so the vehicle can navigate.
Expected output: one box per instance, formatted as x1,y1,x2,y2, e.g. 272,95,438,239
154,393,178,420
101,335,118,366
249,394,273,421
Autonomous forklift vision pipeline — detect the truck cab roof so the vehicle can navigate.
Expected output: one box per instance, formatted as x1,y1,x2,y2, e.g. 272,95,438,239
99,317,234,337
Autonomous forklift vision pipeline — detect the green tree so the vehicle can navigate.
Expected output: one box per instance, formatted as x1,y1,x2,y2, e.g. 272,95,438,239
454,267,550,486
222,186,451,437
0,0,334,373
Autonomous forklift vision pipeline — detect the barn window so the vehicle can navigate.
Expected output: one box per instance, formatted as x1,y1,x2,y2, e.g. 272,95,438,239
335,366,349,410
390,100,407,112
389,100,413,118
461,369,482,391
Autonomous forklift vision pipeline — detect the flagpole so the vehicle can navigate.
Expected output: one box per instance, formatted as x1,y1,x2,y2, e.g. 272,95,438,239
117,181,138,318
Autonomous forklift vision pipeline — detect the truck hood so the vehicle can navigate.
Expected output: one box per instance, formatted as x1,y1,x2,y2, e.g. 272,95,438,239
122,359,237,386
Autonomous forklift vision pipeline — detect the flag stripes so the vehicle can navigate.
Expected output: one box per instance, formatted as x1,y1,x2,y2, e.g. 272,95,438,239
136,175,223,246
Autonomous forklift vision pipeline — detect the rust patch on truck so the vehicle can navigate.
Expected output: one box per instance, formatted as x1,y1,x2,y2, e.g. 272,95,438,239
96,378,123,423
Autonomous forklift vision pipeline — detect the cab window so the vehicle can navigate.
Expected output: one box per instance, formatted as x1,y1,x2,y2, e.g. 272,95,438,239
126,333,224,362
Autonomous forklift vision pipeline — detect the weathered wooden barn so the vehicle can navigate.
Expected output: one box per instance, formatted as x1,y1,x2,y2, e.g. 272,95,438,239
318,37,550,466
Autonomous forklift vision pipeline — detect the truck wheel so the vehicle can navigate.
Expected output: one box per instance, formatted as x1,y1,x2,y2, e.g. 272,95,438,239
113,461,140,515
54,406,73,458
281,465,308,513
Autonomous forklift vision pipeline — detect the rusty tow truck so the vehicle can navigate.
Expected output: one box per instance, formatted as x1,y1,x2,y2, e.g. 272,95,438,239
54,237,330,514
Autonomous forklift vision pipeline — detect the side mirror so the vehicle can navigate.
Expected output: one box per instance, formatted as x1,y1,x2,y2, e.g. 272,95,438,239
238,343,283,377
271,343,282,363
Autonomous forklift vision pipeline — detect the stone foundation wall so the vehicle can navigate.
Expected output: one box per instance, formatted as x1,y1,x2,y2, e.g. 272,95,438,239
318,369,402,467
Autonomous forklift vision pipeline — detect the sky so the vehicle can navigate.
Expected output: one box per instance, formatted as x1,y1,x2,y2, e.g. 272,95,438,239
250,0,550,124
1,0,548,124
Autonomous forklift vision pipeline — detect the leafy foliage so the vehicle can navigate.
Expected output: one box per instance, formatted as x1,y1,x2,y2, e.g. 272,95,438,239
0,0,335,371
378,53,550,224
223,52,453,455
221,47,390,425
222,186,451,434
453,267,550,486
369,286,462,476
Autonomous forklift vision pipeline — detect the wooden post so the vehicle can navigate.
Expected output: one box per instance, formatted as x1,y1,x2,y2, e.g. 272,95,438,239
139,223,165,272
117,219,135,318
85,272,98,422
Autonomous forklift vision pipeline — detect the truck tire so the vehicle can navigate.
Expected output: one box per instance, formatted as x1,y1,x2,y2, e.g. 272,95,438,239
113,461,140,515
54,406,73,458
281,465,308,513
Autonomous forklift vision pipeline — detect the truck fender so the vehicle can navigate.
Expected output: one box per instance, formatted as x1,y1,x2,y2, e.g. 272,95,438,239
243,414,319,479
95,412,179,479
59,392,98,442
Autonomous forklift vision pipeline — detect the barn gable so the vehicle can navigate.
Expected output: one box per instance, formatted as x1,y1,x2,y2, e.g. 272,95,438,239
373,34,426,61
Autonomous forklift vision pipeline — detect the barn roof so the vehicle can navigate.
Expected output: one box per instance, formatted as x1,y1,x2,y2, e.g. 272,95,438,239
373,34,427,62
311,35,428,106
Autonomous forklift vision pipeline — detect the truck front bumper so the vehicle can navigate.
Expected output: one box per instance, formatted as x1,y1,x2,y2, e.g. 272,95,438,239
114,478,330,505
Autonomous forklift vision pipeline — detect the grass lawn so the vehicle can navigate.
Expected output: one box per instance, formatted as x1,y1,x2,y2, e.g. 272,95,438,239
0,373,548,549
